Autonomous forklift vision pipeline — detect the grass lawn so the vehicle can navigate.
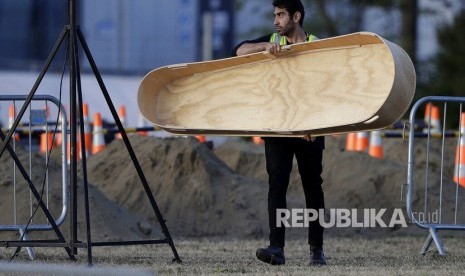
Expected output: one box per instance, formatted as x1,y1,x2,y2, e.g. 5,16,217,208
2,235,464,275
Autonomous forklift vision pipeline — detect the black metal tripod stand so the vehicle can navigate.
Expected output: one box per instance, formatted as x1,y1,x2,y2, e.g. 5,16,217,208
0,0,180,265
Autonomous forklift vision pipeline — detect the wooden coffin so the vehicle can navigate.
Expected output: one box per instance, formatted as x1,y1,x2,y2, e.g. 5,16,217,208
138,32,416,136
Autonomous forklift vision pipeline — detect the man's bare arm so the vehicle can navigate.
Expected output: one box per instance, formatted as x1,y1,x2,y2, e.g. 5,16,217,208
236,42,281,56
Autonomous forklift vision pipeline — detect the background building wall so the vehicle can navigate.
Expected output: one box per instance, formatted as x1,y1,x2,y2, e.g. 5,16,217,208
0,0,67,70
0,1,462,75
81,0,199,74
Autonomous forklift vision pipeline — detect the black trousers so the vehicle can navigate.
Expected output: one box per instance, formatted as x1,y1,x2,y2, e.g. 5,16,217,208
264,137,325,249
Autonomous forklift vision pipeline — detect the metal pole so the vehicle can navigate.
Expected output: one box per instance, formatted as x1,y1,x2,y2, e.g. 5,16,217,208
68,0,78,256
75,32,94,266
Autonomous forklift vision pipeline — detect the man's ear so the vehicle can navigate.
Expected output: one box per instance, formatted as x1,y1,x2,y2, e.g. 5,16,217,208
293,11,301,23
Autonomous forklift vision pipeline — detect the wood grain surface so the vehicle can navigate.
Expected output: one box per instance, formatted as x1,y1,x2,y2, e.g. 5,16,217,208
138,32,415,136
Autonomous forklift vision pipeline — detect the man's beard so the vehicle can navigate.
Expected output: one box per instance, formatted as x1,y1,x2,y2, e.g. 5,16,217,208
278,24,294,37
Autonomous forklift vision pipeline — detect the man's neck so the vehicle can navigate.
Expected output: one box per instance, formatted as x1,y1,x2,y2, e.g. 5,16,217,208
285,28,307,44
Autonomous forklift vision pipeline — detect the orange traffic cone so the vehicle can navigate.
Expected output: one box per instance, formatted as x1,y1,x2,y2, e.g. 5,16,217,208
345,132,357,151
137,112,148,136
40,132,56,154
424,103,433,123
92,113,106,154
8,104,20,141
116,105,127,139
424,103,441,134
453,113,465,188
368,131,383,159
252,136,263,145
82,103,92,157
40,133,51,153
430,105,441,134
355,131,368,152
195,135,206,143
39,107,48,153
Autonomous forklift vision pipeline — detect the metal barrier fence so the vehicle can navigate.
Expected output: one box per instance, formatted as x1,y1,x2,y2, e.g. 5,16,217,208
406,96,465,255
0,95,68,259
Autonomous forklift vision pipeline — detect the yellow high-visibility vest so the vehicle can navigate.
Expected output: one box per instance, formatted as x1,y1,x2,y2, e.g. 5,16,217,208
269,32,316,45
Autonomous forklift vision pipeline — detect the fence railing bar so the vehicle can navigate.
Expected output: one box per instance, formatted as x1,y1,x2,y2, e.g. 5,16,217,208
424,102,432,217
454,103,463,225
439,102,447,224
12,100,18,226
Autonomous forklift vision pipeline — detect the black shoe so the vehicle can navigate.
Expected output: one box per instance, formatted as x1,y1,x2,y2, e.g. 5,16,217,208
256,246,285,265
310,247,326,266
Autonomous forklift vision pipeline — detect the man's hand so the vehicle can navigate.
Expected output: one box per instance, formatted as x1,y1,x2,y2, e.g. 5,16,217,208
303,134,316,142
265,42,282,55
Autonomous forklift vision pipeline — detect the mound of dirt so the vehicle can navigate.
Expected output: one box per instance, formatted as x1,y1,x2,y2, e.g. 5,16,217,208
2,131,464,243
214,136,410,210
214,135,465,237
0,144,159,242
83,136,269,238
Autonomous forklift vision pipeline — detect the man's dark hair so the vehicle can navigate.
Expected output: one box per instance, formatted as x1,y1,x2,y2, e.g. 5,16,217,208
272,0,305,26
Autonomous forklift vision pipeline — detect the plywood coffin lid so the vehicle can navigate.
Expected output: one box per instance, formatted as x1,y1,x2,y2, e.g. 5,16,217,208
138,32,416,136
